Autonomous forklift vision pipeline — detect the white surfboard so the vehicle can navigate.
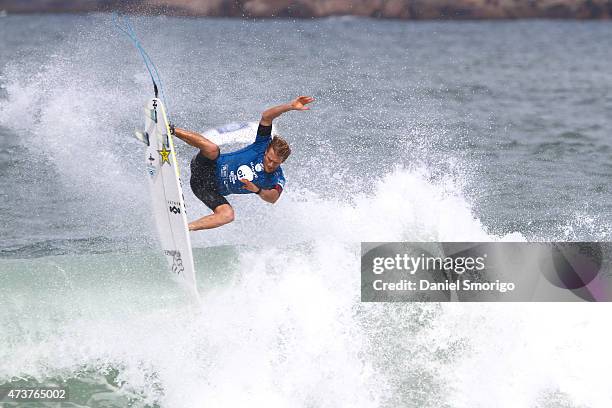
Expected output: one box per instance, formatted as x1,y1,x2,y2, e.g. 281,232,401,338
203,121,277,146
135,98,199,300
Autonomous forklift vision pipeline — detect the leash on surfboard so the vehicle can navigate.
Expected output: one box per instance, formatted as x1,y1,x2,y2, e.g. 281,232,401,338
112,12,167,106
113,14,200,302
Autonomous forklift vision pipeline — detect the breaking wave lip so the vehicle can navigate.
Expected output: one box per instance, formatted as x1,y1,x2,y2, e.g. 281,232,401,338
189,168,518,252
0,156,521,408
0,162,527,406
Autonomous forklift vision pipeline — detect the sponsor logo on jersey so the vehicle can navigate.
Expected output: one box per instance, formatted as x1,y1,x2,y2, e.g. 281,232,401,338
237,164,254,181
255,162,263,172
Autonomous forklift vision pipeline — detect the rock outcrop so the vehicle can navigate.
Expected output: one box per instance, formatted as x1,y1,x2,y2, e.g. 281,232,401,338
1,0,611,19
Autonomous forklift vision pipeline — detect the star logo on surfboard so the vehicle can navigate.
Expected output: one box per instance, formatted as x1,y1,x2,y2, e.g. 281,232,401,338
158,146,171,165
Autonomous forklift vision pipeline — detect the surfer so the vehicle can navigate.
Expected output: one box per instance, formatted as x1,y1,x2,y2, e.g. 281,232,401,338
172,96,314,230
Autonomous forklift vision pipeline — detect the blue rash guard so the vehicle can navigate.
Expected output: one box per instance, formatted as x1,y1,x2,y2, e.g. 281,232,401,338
215,125,286,196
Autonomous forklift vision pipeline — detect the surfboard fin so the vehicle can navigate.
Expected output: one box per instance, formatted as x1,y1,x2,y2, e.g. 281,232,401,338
134,130,150,146
145,107,157,123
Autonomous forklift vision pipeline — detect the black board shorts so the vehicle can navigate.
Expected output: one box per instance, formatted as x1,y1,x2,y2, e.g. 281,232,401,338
190,152,229,211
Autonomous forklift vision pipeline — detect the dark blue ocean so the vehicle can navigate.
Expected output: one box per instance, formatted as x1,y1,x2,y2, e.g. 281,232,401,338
0,14,611,407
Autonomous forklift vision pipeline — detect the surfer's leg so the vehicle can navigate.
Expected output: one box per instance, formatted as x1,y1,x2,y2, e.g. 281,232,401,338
188,204,235,230
190,153,233,230
174,127,220,160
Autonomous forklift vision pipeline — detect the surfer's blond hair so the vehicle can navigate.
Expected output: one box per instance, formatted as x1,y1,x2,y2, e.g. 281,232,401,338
269,135,291,162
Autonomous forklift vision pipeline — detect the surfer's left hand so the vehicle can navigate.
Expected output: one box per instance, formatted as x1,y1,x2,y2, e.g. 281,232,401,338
240,179,259,193
291,96,315,110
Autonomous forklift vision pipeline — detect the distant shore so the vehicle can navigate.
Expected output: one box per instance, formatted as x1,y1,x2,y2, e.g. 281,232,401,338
1,0,611,19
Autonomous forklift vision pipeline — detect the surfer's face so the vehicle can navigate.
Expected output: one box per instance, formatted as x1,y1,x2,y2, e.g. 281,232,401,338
263,147,283,173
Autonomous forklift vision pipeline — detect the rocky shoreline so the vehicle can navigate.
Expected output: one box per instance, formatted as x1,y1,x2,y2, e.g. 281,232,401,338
1,0,611,19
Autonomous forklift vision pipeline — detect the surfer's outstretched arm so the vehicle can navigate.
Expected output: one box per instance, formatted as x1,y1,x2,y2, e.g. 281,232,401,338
260,96,315,126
